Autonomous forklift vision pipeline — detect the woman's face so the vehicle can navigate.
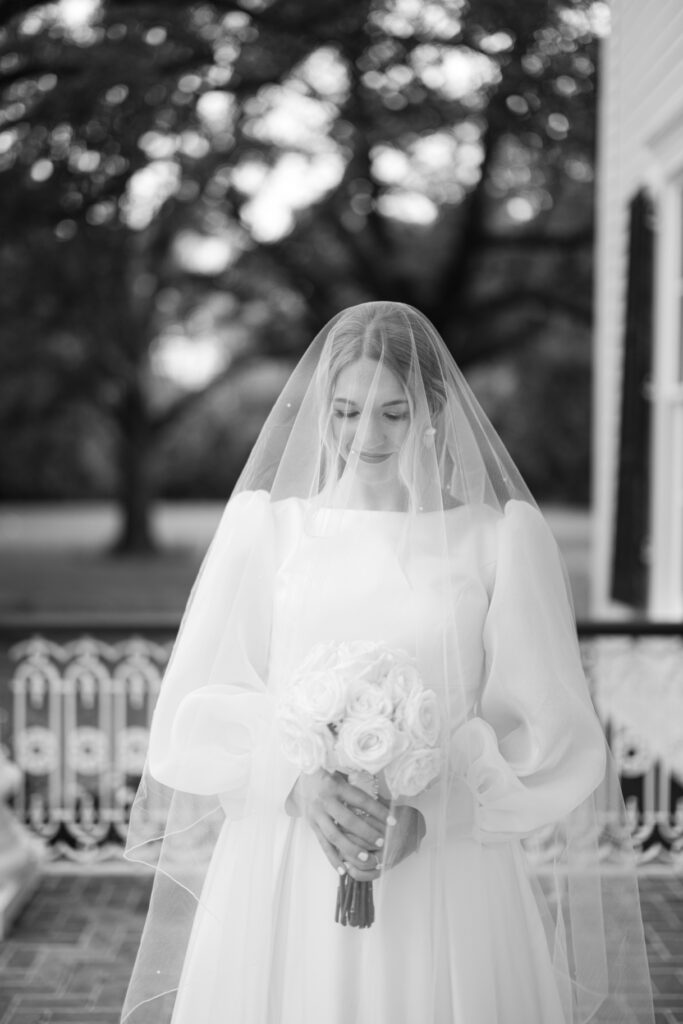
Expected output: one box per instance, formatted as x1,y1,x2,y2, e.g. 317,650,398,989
330,357,411,477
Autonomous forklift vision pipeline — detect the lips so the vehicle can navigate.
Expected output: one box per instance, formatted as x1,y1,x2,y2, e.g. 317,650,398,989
353,450,393,463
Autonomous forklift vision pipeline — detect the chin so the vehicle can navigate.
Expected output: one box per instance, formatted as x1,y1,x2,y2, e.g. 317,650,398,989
357,461,399,483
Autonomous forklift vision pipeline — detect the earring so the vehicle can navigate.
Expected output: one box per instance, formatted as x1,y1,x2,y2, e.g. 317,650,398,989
422,426,436,447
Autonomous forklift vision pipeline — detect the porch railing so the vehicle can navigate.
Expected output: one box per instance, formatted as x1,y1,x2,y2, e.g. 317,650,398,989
1,616,682,868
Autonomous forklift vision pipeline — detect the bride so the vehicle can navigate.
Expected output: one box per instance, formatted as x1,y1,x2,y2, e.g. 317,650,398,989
122,302,654,1023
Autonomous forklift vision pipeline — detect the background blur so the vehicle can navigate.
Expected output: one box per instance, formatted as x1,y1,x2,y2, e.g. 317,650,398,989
3,8,683,1019
0,0,601,610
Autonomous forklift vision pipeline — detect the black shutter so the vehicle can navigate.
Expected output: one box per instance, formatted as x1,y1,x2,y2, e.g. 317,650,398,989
610,189,655,608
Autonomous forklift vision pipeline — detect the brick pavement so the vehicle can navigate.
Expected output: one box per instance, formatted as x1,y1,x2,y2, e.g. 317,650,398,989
0,873,149,1024
0,871,681,1023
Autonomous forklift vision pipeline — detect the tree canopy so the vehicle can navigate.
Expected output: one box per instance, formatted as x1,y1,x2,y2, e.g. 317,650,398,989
0,0,605,546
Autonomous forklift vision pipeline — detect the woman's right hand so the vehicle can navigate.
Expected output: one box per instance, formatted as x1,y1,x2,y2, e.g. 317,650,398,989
286,769,394,880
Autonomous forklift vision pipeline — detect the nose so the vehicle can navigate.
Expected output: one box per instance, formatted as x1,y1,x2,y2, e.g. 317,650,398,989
358,414,386,450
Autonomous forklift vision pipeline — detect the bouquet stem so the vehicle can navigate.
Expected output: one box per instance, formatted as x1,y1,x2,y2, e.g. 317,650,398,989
335,873,374,928
334,769,378,928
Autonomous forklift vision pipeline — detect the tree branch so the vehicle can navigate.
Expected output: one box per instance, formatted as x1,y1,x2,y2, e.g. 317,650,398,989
480,227,594,249
0,63,83,89
149,347,261,436
255,241,335,324
0,0,36,29
463,286,592,325
429,120,500,328
457,323,543,368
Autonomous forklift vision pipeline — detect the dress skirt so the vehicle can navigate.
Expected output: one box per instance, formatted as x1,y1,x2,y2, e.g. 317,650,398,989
170,814,567,1024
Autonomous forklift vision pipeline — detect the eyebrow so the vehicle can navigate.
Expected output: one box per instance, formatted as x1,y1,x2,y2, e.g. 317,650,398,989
332,398,409,407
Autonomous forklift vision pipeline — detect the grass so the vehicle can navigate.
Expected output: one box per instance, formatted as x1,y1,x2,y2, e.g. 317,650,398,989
0,502,219,619
0,501,591,620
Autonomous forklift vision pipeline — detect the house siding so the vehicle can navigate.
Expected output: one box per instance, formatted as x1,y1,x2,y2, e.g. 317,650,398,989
593,0,683,614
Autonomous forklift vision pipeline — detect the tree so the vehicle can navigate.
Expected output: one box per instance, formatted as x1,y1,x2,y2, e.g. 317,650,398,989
0,0,603,546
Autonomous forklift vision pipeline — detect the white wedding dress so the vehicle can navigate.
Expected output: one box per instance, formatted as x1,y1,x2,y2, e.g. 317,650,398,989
149,490,606,1024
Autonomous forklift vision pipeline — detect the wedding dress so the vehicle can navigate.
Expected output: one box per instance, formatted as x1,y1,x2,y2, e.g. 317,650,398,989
122,302,654,1024
164,491,603,1023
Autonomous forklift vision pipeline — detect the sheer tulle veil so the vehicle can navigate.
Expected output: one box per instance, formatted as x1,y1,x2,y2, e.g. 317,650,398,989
122,301,654,1023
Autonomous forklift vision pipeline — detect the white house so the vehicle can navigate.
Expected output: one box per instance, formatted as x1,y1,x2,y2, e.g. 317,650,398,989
593,0,683,619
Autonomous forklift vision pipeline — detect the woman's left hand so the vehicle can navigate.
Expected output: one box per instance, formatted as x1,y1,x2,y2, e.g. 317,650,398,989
344,804,425,881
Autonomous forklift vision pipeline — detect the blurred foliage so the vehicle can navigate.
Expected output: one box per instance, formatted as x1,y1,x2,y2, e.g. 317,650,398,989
0,0,603,547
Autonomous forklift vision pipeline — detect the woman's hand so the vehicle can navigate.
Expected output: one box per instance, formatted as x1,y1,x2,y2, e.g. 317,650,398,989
335,803,426,882
379,804,426,873
286,769,393,880
286,771,426,881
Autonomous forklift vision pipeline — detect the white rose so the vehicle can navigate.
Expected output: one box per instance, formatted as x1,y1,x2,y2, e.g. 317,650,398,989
361,651,396,685
345,642,401,681
305,641,339,669
385,747,442,799
335,716,400,775
343,651,383,684
278,710,331,773
345,679,394,720
277,685,313,733
295,670,347,724
384,663,423,707
401,688,441,747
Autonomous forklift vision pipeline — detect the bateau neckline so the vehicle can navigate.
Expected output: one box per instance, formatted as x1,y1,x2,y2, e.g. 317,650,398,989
262,491,488,516
308,501,468,516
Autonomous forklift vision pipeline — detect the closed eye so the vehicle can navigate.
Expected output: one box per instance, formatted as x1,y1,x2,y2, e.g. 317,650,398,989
332,409,409,422
332,409,359,420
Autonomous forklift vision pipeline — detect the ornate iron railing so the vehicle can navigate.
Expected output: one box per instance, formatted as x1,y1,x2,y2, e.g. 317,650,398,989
0,618,174,865
1,617,682,867
579,621,683,869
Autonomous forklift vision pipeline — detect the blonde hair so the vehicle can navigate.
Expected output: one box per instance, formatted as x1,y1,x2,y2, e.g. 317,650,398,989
321,304,447,416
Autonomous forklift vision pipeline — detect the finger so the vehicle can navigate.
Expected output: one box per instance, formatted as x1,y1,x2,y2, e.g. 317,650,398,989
382,812,414,867
311,823,347,876
328,774,399,835
341,836,383,872
318,815,378,871
333,776,394,826
338,818,386,850
343,854,382,882
325,798,386,849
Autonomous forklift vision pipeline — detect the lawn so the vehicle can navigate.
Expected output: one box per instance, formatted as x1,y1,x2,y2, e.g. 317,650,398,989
0,501,591,620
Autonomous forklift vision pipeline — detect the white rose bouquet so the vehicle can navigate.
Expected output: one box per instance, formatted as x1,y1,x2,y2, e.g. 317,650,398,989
276,640,442,928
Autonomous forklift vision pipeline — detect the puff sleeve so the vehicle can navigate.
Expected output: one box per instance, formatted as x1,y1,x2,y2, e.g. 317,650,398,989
147,489,299,811
445,500,606,842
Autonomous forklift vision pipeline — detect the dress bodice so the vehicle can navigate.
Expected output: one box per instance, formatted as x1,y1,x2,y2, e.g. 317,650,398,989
268,499,498,718
148,489,605,854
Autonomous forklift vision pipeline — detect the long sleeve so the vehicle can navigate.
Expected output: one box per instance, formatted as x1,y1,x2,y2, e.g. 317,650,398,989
451,500,606,841
147,489,299,810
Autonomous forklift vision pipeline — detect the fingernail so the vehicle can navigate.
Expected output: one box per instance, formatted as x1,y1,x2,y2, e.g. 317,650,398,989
375,837,384,848
387,815,397,827
358,850,369,862
337,865,346,876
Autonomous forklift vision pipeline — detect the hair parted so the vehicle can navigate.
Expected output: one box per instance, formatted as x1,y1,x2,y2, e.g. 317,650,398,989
320,302,448,417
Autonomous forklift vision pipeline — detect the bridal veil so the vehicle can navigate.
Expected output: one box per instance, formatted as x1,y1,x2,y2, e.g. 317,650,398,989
122,301,654,1024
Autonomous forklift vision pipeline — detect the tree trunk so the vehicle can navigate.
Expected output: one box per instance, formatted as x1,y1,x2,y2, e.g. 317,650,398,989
112,384,157,554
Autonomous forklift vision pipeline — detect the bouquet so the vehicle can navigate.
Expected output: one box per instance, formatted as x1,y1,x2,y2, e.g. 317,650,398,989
276,640,442,928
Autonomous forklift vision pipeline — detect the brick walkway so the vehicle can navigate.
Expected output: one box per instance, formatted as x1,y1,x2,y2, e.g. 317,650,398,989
0,872,681,1023
0,872,149,1024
